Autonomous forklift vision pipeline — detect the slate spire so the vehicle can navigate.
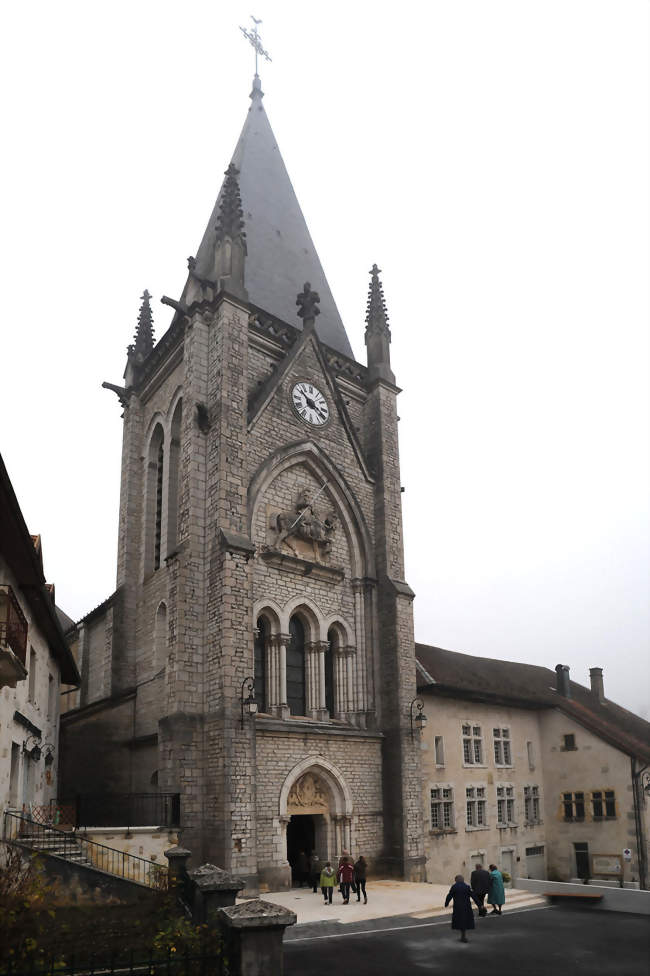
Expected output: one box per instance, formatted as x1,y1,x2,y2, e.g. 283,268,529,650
364,265,395,385
180,84,354,357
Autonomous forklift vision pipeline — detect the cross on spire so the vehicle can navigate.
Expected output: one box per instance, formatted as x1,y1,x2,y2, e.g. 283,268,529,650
240,16,272,77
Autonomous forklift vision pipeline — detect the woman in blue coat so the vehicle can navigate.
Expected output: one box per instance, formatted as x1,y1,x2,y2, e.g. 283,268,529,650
445,874,480,943
487,863,506,914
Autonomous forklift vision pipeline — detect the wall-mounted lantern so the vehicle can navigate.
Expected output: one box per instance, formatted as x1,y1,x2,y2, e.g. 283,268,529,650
43,743,55,767
240,676,258,729
409,698,427,739
23,735,42,761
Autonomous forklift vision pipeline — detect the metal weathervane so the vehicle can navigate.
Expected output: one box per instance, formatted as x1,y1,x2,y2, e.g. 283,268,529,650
239,15,272,75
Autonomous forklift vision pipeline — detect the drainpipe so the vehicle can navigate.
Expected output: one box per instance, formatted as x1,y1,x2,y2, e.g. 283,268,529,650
631,758,648,891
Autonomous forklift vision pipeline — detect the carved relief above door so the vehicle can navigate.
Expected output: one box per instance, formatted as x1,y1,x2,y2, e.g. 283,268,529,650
287,772,329,815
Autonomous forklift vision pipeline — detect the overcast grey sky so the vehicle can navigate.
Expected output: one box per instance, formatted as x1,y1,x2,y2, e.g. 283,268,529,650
1,1,647,717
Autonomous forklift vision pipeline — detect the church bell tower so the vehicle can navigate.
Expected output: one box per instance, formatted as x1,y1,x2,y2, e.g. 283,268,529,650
62,62,425,891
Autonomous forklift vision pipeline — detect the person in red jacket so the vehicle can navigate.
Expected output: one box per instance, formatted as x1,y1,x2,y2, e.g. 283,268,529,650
337,856,355,904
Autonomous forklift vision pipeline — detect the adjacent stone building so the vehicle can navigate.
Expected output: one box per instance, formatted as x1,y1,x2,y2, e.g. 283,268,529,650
0,454,79,816
59,76,425,891
416,644,650,888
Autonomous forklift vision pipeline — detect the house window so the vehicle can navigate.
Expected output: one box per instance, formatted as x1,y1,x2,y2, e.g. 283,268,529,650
496,785,515,824
524,785,541,823
493,728,512,765
562,733,576,751
466,786,487,827
563,791,585,821
593,790,616,818
434,736,445,766
462,724,483,764
527,740,535,771
430,786,454,829
28,647,36,702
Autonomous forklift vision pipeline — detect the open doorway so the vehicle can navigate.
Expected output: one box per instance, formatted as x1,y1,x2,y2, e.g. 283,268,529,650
286,814,315,886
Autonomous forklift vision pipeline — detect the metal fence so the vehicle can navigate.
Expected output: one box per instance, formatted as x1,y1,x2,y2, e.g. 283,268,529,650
75,793,181,830
3,812,168,890
0,947,228,976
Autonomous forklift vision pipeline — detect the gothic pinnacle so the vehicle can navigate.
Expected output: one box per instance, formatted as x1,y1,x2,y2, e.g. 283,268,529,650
132,289,154,360
215,164,247,252
365,264,390,339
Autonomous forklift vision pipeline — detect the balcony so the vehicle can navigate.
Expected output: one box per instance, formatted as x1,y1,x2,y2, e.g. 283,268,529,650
0,584,28,688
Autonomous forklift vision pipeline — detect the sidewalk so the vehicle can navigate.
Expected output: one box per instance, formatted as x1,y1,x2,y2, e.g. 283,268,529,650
259,880,544,927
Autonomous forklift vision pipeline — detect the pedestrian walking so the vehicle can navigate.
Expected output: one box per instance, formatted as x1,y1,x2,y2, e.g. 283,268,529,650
445,874,480,943
470,862,491,917
354,855,368,903
337,855,355,904
310,851,321,893
487,863,506,914
320,861,335,904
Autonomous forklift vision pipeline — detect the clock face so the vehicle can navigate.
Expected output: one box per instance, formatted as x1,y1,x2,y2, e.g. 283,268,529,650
291,381,330,427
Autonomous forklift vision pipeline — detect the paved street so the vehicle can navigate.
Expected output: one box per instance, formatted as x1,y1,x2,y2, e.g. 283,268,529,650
284,905,649,976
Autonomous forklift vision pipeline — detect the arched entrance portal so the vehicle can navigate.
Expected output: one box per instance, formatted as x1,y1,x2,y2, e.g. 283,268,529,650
278,758,354,889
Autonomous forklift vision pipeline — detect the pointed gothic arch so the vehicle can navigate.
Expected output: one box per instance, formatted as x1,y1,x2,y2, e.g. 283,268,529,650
247,440,375,579
279,755,353,818
144,422,165,575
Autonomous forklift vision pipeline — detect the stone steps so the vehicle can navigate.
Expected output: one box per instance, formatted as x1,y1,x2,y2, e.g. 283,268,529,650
410,889,546,920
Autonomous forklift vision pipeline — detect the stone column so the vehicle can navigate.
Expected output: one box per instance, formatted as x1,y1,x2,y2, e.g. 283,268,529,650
164,844,192,892
277,633,290,720
345,646,357,716
316,640,329,721
332,815,343,858
342,817,352,853
218,900,296,976
334,645,347,718
352,579,367,713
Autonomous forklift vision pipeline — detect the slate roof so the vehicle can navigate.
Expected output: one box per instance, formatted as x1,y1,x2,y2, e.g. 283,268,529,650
185,78,354,359
0,454,80,685
415,642,650,764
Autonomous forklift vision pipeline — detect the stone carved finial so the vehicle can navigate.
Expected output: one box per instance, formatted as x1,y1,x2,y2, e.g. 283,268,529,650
365,264,390,339
130,289,154,361
215,164,247,251
296,282,321,326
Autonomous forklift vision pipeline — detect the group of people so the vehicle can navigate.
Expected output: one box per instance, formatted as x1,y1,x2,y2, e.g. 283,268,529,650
296,849,368,905
445,863,506,943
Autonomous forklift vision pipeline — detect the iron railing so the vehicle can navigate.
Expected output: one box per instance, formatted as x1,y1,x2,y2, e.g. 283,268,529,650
0,947,228,976
3,812,168,890
0,584,28,666
75,793,181,829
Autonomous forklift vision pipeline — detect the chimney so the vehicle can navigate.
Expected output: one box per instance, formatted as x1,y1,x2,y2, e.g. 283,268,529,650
589,667,605,702
555,664,571,698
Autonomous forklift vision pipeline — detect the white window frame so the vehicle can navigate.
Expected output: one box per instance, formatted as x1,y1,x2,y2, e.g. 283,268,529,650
496,783,516,826
465,783,488,830
462,722,485,767
524,784,542,824
493,727,513,767
430,783,455,831
526,740,535,771
434,735,445,767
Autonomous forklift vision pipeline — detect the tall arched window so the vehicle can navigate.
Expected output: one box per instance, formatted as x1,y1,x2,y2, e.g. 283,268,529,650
325,629,336,715
154,602,167,672
145,424,165,575
254,617,267,712
287,616,306,716
166,399,182,555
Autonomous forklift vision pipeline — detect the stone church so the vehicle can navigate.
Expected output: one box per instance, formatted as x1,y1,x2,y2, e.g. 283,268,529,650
60,74,424,891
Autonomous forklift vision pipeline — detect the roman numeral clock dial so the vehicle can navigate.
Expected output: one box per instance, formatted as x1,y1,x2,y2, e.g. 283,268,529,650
291,381,330,427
